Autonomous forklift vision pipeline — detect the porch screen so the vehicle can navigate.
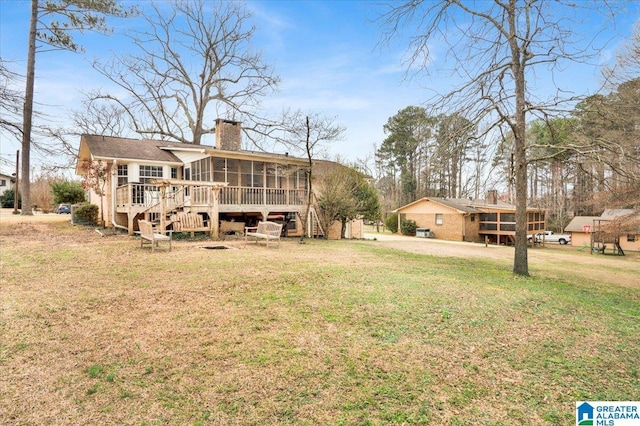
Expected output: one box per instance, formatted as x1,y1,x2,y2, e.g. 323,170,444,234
213,159,225,182
241,160,263,187
294,167,307,190
192,158,211,181
225,159,239,186
252,162,264,187
264,163,288,189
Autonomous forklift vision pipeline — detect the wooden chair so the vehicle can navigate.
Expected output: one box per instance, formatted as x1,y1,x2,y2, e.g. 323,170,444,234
139,220,172,252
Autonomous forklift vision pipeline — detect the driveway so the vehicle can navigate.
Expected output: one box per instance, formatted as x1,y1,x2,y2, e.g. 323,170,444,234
363,231,510,260
362,231,640,289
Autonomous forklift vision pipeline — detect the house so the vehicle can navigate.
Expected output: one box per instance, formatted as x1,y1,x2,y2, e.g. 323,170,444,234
75,119,362,239
564,216,600,247
0,172,15,198
566,209,640,253
393,192,546,245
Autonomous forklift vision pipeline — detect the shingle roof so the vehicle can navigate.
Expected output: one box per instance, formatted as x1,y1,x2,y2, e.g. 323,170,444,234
428,198,482,213
601,209,636,219
81,134,183,163
395,197,544,214
79,134,311,165
565,216,600,232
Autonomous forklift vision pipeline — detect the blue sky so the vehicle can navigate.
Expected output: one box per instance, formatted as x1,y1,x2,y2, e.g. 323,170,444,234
0,0,638,175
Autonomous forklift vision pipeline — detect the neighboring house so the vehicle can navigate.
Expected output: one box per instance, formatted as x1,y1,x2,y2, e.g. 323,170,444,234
564,216,600,247
566,209,640,253
75,119,361,239
0,172,15,198
394,192,546,245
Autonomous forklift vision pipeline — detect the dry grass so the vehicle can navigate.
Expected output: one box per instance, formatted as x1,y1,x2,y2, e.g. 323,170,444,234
1,218,639,425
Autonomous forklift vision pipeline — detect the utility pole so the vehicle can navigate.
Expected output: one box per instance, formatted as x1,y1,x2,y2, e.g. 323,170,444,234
13,150,19,214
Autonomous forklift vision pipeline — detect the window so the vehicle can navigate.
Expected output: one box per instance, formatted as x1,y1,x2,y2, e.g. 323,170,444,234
480,213,497,222
500,213,516,223
171,167,178,179
470,214,475,222
139,165,163,184
435,213,443,225
117,165,128,186
500,223,516,231
628,234,637,242
0,179,6,187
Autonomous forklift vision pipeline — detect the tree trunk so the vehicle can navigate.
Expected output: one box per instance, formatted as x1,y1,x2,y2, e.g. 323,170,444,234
300,116,312,243
509,1,529,276
20,0,37,215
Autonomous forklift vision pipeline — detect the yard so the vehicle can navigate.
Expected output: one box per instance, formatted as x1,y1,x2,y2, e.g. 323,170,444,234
1,214,639,425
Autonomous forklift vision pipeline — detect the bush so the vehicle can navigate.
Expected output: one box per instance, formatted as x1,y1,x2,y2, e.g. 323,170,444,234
385,212,398,233
400,219,417,236
0,189,20,208
51,180,86,205
73,203,99,225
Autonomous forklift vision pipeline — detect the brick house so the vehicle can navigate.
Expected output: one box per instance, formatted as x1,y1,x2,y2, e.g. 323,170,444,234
393,193,546,245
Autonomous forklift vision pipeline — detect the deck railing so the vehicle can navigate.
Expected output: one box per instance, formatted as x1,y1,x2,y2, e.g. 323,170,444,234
219,186,305,206
116,183,306,208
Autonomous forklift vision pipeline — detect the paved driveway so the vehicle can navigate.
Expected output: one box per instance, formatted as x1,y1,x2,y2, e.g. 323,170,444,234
362,231,640,288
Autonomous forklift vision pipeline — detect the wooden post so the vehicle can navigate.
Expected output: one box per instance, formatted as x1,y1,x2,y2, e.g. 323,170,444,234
210,187,220,239
159,185,167,232
13,150,19,214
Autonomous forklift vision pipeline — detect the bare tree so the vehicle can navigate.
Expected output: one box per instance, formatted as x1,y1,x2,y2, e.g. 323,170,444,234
0,60,24,142
91,1,279,146
580,22,640,210
72,99,130,137
276,110,345,242
317,164,380,239
379,1,619,276
573,81,640,211
19,0,135,215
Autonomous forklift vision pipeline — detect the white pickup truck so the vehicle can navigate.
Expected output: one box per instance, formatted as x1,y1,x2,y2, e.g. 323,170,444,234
527,231,571,245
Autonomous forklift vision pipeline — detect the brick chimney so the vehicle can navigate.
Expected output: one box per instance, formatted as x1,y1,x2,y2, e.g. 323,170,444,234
487,189,498,204
215,118,242,151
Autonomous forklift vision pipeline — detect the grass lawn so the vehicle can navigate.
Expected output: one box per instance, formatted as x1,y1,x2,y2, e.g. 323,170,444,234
1,220,639,425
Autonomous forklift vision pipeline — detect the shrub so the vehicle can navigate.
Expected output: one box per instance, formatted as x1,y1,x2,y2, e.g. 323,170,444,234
401,219,417,236
51,181,86,205
73,203,99,225
0,189,20,208
385,212,398,233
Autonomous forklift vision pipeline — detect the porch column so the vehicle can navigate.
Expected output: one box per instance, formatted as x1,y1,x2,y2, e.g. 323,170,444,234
159,185,167,232
209,187,220,239
261,209,270,222
127,212,135,236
